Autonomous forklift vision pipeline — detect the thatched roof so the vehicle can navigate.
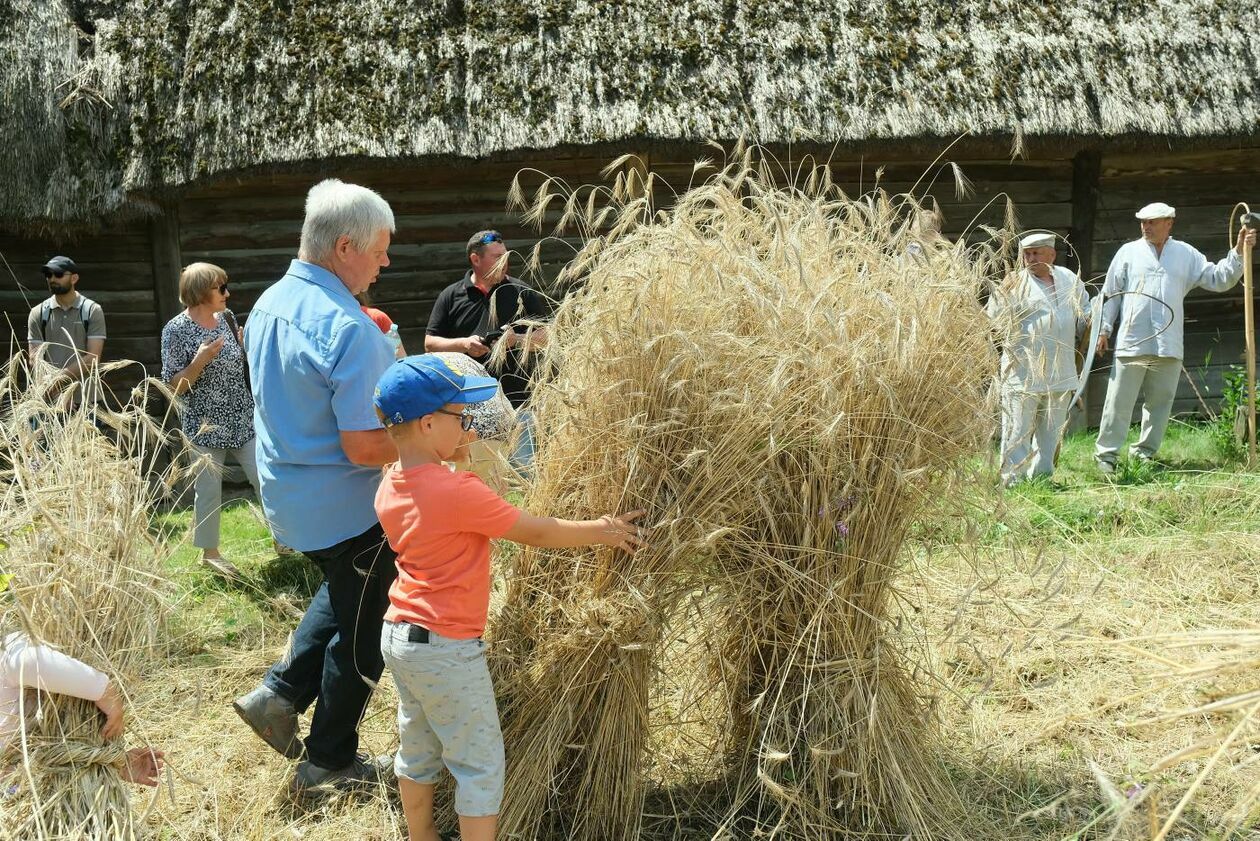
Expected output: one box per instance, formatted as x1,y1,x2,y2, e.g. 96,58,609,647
4,0,1259,227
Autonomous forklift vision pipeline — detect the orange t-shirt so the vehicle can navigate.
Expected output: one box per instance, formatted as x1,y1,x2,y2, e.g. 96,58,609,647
360,306,393,334
376,462,522,639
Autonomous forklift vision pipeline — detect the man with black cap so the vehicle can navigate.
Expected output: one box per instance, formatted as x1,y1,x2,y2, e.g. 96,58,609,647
26,256,107,400
425,230,550,470
1094,202,1256,471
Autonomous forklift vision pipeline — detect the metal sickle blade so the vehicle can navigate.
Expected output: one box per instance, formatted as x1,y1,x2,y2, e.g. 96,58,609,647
1072,293,1105,408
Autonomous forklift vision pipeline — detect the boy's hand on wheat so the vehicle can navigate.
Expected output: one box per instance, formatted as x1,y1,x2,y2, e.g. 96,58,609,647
599,510,648,553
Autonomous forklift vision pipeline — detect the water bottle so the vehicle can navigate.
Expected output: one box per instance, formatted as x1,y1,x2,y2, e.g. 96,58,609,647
386,324,402,354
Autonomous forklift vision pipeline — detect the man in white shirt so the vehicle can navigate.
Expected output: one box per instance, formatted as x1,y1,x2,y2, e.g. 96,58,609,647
1094,203,1255,472
988,233,1089,485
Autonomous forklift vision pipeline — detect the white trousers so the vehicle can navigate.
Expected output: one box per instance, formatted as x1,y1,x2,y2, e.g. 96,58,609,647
1094,355,1182,464
1000,389,1071,484
191,439,262,550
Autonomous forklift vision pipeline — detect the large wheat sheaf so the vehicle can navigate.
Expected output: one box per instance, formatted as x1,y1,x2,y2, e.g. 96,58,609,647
489,148,1008,840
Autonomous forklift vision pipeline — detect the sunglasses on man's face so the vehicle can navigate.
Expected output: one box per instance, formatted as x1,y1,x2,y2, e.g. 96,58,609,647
42,270,67,279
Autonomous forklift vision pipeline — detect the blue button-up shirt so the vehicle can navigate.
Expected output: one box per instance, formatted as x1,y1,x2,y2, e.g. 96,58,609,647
244,260,394,551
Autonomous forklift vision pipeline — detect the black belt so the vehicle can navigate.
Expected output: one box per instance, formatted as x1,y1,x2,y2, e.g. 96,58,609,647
403,623,430,644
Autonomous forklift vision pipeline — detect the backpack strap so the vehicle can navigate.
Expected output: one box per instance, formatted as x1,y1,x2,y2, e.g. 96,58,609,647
38,298,93,339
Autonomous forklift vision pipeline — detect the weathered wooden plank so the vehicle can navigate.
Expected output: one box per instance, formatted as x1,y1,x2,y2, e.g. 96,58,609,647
0,238,153,265
1102,148,1260,179
183,157,619,200
181,187,527,225
0,289,158,307
150,206,182,324
179,214,565,253
1,262,155,290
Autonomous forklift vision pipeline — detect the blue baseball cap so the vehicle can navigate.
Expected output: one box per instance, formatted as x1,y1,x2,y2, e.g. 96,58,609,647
374,354,501,427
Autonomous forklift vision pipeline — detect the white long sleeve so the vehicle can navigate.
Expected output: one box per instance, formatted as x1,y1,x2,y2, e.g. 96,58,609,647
1100,238,1243,360
1,632,109,748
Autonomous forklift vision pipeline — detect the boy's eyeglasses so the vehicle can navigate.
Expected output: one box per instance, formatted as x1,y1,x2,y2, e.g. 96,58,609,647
42,270,67,279
433,408,474,431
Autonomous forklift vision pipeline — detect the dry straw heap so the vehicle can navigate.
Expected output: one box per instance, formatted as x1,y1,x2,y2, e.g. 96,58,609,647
0,359,179,840
489,148,1009,839
1129,629,1260,840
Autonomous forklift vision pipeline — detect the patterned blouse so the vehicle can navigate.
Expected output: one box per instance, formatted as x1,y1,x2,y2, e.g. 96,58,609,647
160,310,254,449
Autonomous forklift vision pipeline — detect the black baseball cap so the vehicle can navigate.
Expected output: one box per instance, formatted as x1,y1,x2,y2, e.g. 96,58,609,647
42,256,77,275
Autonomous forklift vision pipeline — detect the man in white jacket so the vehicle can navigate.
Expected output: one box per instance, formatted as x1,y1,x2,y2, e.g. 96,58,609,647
989,233,1090,485
1094,203,1255,472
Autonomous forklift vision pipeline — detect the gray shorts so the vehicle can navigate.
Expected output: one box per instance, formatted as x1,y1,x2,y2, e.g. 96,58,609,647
380,620,504,817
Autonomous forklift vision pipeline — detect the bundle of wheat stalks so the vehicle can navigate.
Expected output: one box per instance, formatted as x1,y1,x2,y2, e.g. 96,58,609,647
489,148,1007,839
0,359,178,840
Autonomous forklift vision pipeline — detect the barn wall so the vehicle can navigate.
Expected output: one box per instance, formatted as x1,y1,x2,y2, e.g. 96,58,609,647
0,219,159,399
176,156,605,355
1,143,1256,426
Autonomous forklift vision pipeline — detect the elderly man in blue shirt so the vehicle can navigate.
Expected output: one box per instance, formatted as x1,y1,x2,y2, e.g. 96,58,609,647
232,179,399,792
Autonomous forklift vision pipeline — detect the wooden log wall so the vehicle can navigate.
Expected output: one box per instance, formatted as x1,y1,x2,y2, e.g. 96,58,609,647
176,156,605,356
0,143,1255,429
0,219,160,401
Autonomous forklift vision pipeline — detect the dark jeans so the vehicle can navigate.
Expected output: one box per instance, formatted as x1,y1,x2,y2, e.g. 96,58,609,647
263,522,397,770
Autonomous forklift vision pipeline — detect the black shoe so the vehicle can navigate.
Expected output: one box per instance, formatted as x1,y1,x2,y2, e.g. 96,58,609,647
232,685,302,759
290,753,393,795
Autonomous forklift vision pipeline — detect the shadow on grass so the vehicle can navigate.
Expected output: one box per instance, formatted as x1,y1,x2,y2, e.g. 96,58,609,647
636,755,1105,840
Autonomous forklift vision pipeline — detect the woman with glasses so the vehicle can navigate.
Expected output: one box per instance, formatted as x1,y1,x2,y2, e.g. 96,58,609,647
160,262,279,578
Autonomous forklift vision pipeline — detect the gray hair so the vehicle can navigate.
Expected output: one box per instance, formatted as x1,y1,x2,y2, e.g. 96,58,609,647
298,179,395,263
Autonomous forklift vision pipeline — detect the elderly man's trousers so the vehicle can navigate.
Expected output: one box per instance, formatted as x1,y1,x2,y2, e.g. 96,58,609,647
263,522,397,771
1000,389,1071,485
1094,355,1182,465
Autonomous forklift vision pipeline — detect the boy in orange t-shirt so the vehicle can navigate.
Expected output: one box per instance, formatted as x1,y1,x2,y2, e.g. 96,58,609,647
373,355,644,841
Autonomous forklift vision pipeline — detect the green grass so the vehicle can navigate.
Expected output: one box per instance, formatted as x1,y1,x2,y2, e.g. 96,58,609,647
155,498,320,652
993,419,1260,547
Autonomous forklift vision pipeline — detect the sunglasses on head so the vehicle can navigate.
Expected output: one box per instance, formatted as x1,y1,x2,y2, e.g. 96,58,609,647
478,232,503,246
433,408,475,431
42,270,67,279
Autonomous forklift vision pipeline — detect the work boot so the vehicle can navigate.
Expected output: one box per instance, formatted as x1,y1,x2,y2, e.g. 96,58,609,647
290,753,394,795
232,685,302,759
1095,458,1115,475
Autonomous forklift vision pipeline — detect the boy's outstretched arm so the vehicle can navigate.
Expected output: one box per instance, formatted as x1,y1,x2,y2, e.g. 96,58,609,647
503,510,647,553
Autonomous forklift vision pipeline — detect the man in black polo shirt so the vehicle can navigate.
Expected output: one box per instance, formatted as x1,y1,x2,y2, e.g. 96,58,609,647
425,230,549,468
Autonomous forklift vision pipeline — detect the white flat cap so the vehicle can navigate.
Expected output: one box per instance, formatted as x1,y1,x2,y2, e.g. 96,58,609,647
1019,233,1056,249
1136,202,1176,219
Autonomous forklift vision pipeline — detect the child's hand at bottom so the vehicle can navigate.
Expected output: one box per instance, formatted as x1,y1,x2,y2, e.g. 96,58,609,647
95,681,124,740
119,747,164,787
